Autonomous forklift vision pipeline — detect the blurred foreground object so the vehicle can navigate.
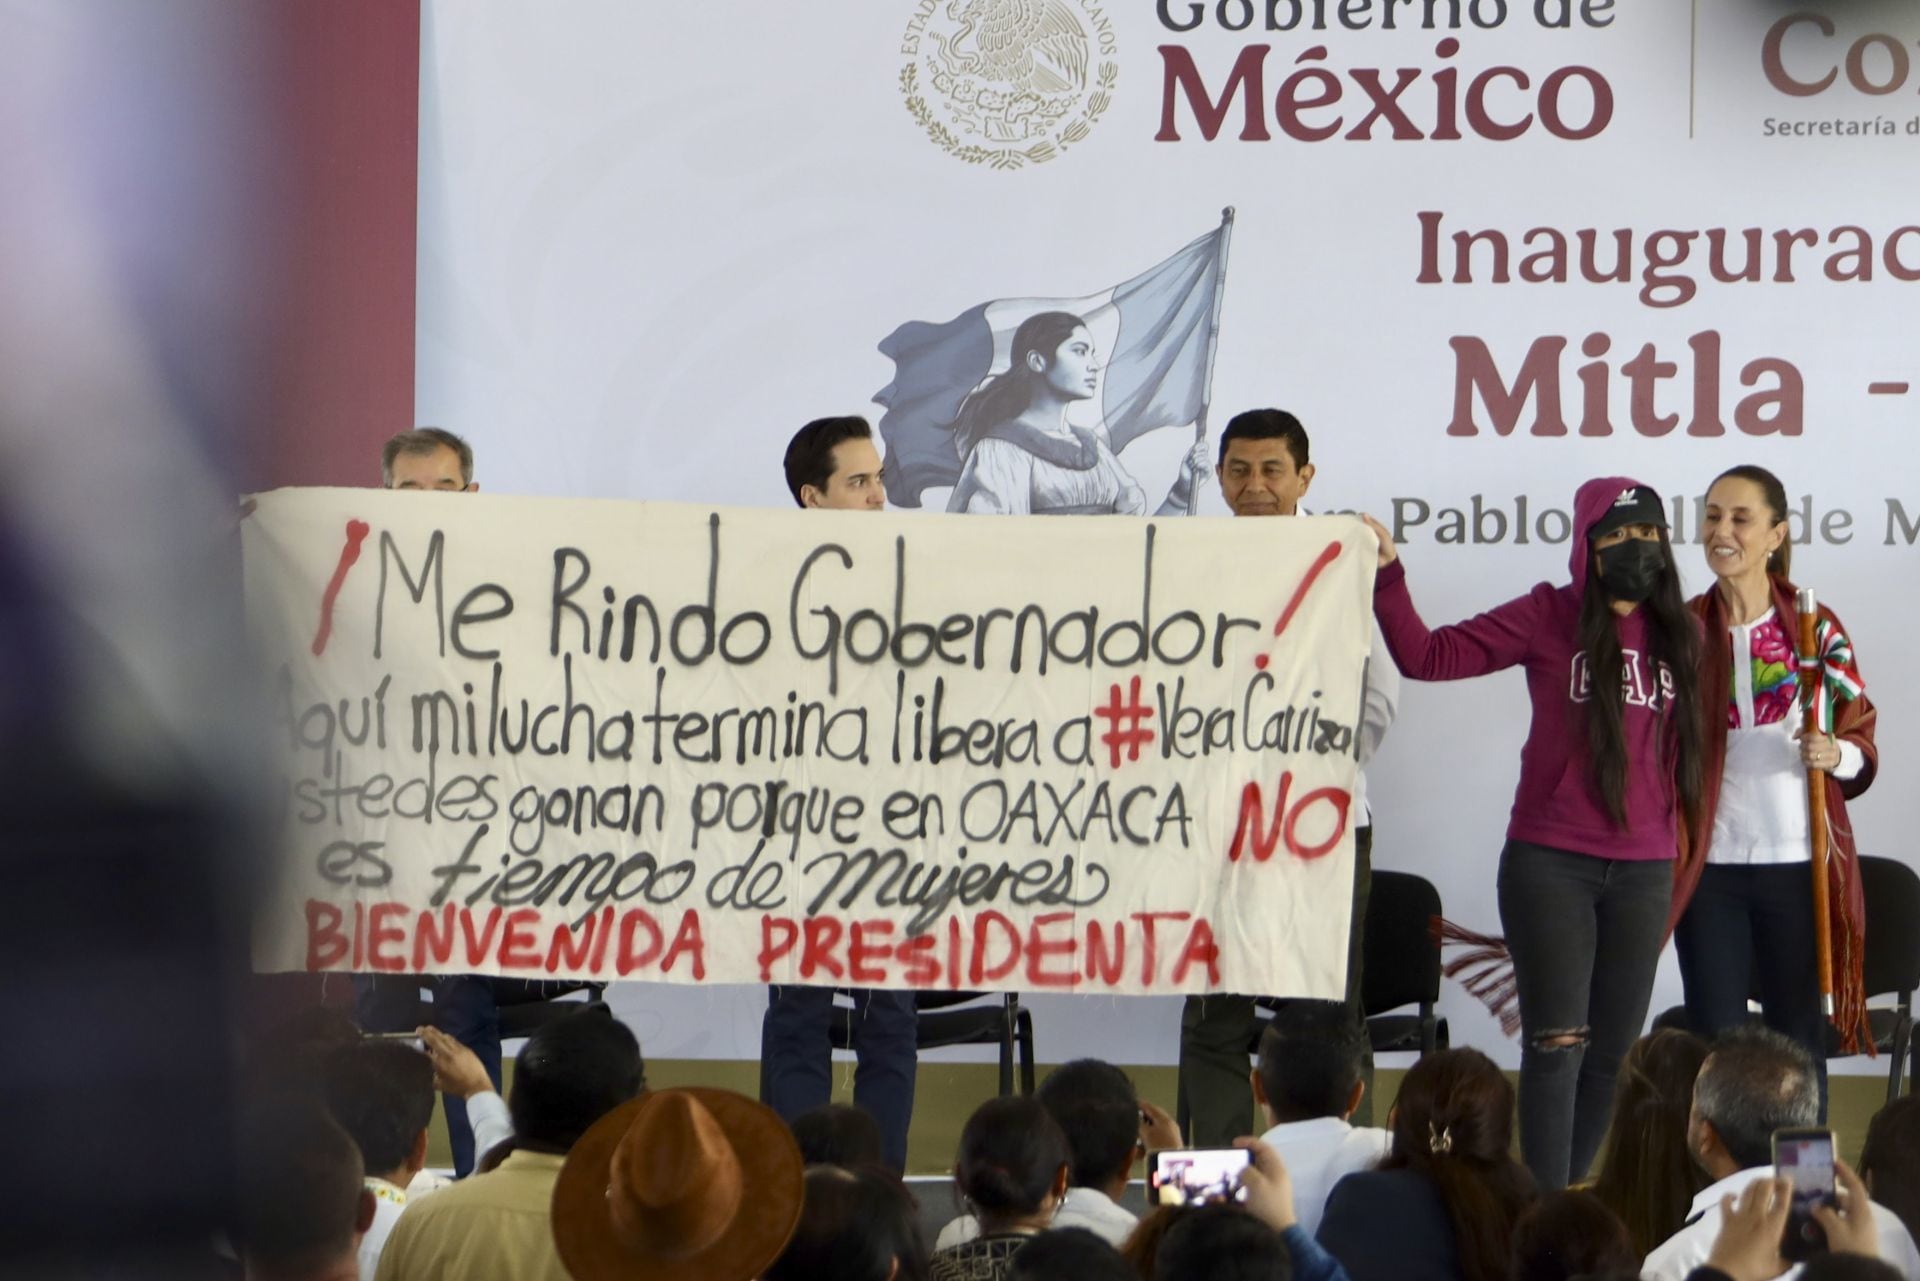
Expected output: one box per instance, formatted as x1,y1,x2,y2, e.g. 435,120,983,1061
0,0,418,1274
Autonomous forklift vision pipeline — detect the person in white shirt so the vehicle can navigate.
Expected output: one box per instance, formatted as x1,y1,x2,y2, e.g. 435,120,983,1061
935,1059,1182,1249
319,1040,437,1281
375,1010,646,1281
1250,1003,1390,1238
1178,408,1399,1144
1690,1163,1892,1281
1643,1027,1920,1281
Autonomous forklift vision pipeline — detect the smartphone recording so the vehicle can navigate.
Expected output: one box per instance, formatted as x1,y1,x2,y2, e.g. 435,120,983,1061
1146,1147,1252,1207
1774,1126,1836,1261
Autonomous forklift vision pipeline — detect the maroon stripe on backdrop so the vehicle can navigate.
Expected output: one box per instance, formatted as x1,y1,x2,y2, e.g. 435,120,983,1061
257,0,421,491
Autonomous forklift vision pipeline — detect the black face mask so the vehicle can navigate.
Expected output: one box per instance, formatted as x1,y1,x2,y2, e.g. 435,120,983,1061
1594,538,1665,603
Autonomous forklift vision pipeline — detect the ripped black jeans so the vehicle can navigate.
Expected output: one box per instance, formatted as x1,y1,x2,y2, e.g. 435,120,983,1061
1498,840,1672,1190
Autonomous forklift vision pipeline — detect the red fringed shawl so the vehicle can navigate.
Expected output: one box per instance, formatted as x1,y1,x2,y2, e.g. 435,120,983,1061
1670,576,1877,1054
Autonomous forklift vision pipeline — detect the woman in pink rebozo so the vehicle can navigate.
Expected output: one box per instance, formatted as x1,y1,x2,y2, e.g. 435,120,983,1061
1359,479,1707,1191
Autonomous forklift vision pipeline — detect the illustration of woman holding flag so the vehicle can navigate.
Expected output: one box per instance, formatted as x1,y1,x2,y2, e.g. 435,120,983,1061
944,310,1208,515
1671,464,1877,1115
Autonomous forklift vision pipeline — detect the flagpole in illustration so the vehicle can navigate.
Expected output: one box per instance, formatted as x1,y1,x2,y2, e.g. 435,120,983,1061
1186,206,1236,514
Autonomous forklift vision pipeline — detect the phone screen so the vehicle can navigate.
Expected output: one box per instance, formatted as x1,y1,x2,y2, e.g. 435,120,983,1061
1147,1148,1252,1207
1775,1129,1836,1260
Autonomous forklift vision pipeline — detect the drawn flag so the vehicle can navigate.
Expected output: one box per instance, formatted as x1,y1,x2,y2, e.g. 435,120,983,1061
873,212,1234,508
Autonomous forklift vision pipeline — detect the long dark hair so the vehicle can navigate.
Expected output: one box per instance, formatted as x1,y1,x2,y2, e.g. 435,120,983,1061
1589,1029,1710,1256
1510,1190,1639,1281
1709,464,1792,580
764,1164,929,1281
1381,1049,1535,1281
952,310,1086,458
1578,521,1705,831
1859,1096,1920,1251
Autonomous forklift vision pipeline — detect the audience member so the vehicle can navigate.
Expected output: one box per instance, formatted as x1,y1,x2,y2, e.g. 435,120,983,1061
791,1102,888,1169
318,1042,435,1281
931,1096,1072,1281
941,1059,1181,1249
551,1087,804,1281
1508,1190,1636,1281
414,1026,511,1171
1127,1136,1359,1281
373,1011,644,1281
1861,1097,1920,1250
1006,1227,1134,1281
1253,1005,1390,1236
1799,1260,1908,1281
1689,1166,1892,1281
1153,1204,1290,1281
765,1163,928,1281
233,1098,375,1281
1316,1048,1535,1281
1123,1206,1193,1279
1643,1027,1920,1281
1588,1028,1710,1257
1237,1135,1356,1281
1038,1060,1178,1244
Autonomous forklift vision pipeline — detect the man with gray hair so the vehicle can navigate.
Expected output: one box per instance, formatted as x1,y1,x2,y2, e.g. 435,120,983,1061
1643,1026,1920,1281
355,427,589,1177
380,427,475,491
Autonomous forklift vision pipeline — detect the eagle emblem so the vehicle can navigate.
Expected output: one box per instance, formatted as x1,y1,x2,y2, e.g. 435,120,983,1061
901,0,1117,169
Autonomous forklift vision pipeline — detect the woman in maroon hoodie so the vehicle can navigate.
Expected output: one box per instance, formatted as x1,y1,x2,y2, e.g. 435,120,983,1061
1359,478,1706,1191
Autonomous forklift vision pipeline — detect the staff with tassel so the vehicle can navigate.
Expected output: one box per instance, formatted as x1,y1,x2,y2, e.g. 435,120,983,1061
1798,587,1836,1020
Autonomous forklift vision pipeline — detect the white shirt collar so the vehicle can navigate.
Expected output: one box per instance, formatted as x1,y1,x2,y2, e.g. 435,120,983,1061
1266,1116,1354,1139
1690,1165,1775,1219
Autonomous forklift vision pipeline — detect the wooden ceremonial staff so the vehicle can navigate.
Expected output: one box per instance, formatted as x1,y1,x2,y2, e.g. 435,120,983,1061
1798,587,1835,1019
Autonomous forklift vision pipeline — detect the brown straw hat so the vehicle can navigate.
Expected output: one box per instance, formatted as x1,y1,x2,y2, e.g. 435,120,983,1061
551,1087,804,1281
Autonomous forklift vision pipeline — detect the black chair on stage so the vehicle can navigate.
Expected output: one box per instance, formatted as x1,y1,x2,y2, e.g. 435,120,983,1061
1651,854,1920,1104
361,977,607,1042
496,981,609,1041
1855,856,1920,1099
1252,869,1449,1057
829,991,1036,1097
1359,869,1451,1055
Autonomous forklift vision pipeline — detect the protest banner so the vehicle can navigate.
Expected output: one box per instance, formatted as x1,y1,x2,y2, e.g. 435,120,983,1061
244,489,1377,999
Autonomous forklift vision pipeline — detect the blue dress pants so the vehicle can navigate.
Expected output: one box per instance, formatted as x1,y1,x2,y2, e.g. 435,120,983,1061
762,985,918,1171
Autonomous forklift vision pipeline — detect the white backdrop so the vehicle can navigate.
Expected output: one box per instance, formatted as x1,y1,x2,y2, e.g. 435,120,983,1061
415,0,1920,1070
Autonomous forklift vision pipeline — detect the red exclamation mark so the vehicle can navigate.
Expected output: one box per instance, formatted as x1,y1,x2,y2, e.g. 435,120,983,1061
311,519,372,656
1254,539,1343,671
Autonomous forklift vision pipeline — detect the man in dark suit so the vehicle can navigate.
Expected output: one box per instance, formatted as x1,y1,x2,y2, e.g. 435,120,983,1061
759,416,918,1170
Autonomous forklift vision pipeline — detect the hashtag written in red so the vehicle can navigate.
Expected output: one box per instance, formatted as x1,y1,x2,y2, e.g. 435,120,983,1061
1094,675,1156,768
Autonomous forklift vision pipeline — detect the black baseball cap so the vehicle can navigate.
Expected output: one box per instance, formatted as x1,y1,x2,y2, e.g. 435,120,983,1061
1589,484,1669,539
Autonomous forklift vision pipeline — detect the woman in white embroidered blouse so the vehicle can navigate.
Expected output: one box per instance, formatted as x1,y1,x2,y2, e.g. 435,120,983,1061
1673,464,1879,1112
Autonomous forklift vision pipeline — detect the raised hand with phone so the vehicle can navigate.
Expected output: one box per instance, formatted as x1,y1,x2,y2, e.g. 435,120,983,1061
1702,1154,1882,1281
1646,1031,1920,1281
